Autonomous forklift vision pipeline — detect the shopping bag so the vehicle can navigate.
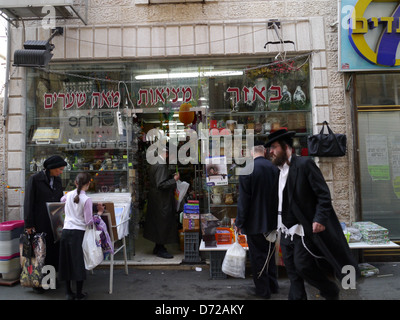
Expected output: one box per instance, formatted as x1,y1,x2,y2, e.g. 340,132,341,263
221,240,246,278
19,231,46,288
82,226,103,270
307,121,346,157
175,180,189,211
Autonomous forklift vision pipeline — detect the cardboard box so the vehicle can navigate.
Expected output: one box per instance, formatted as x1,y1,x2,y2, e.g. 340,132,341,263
183,213,200,232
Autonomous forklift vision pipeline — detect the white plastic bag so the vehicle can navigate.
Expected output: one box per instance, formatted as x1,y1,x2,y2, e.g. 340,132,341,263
221,241,246,278
82,226,103,270
175,180,189,211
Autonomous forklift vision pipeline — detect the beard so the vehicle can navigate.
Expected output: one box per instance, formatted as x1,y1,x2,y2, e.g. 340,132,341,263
271,148,288,167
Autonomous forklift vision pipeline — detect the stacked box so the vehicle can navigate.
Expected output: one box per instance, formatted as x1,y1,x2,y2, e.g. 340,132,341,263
183,232,201,263
183,202,200,213
182,201,200,232
0,220,24,281
209,251,227,279
183,214,200,231
352,221,390,244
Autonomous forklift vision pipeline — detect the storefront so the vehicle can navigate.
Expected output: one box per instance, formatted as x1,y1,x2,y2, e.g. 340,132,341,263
2,10,350,263
340,0,400,258
24,55,312,260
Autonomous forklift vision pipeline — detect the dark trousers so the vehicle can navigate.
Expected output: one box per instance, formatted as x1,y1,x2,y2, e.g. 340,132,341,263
280,234,339,300
247,234,279,297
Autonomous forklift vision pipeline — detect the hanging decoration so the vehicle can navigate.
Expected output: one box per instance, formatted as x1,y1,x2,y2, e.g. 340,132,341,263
246,60,296,79
178,103,195,126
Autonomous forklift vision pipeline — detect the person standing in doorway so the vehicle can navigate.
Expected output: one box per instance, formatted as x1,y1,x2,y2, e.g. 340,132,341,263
265,128,359,300
144,146,180,259
59,172,94,300
24,155,67,284
235,143,279,299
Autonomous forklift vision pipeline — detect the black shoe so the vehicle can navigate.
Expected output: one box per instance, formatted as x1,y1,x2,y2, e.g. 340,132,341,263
76,292,88,300
321,293,339,300
157,250,174,259
246,287,271,299
32,287,45,294
153,244,166,255
66,293,76,300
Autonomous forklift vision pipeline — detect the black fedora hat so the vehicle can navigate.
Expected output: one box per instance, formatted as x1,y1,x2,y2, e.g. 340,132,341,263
265,128,296,148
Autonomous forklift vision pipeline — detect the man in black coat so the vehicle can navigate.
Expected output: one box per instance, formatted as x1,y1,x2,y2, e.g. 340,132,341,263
236,144,279,298
265,129,359,300
144,147,180,259
24,155,67,273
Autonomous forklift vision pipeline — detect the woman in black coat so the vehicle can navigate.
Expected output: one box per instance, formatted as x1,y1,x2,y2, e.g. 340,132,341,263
24,155,67,273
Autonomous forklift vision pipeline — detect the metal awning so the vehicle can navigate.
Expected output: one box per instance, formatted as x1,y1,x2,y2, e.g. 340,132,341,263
0,0,88,26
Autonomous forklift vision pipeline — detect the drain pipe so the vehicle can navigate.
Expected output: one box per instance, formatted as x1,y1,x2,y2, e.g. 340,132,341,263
2,20,11,222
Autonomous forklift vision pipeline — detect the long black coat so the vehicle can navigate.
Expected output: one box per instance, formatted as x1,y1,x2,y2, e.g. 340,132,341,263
276,154,359,279
236,156,279,235
143,163,178,245
24,170,64,269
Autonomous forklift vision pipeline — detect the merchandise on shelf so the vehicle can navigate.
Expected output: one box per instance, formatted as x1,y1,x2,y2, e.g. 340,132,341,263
182,201,200,232
201,213,220,247
215,227,234,245
352,221,390,244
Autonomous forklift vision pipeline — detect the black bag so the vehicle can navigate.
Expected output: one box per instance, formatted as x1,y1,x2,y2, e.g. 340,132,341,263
307,121,346,157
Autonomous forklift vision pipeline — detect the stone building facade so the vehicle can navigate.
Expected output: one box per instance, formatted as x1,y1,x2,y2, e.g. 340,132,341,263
1,0,355,225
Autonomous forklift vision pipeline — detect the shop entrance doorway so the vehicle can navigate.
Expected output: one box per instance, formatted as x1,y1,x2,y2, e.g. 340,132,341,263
121,110,206,265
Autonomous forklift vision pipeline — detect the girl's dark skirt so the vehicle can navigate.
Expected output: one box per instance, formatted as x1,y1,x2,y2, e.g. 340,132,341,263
58,229,86,281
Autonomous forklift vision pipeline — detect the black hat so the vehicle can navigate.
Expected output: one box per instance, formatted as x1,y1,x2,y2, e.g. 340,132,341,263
43,155,67,169
265,128,296,148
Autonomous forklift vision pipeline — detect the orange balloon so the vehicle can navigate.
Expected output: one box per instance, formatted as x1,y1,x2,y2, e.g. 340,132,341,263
178,103,194,125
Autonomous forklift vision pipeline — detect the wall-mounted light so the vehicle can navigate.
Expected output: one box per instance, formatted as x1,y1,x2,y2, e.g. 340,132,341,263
13,27,63,67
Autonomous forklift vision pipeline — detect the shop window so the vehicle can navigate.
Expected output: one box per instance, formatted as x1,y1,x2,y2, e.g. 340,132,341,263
356,74,400,239
26,66,132,193
25,58,313,258
356,73,400,108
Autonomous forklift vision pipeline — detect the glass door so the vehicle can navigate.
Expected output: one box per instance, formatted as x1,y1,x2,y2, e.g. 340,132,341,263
356,74,400,239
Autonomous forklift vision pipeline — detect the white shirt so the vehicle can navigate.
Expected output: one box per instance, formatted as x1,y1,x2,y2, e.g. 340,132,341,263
278,159,290,212
276,156,305,240
62,189,93,231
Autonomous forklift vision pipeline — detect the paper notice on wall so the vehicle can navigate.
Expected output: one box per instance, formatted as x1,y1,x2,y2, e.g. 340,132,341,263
205,156,228,186
366,134,390,181
389,136,400,199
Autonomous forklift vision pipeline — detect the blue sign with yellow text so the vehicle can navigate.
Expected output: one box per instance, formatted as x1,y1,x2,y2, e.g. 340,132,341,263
340,0,400,71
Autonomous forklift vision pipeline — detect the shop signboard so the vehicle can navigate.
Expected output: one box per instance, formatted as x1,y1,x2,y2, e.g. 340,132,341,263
339,0,400,71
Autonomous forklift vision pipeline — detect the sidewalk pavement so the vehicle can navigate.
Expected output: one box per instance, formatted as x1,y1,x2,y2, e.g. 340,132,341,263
0,261,399,301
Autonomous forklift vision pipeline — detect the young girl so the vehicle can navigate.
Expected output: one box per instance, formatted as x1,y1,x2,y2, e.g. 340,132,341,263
58,172,93,300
